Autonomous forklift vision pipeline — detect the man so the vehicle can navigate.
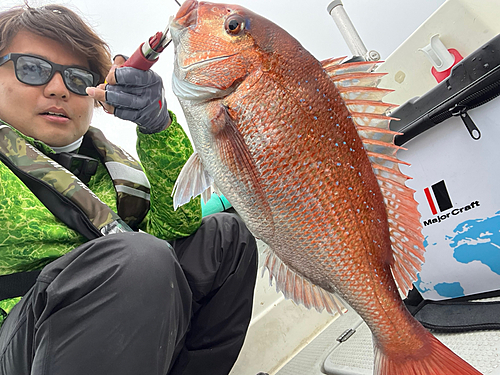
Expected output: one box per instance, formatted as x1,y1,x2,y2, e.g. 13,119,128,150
0,4,257,375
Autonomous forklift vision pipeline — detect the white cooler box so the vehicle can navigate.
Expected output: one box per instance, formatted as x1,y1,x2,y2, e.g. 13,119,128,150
390,34,500,302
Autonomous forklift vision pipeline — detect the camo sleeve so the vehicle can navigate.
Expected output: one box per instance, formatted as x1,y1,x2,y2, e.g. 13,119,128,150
136,111,202,240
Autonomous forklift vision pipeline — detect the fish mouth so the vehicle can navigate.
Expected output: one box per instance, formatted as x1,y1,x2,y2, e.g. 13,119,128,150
180,54,238,71
172,0,236,71
172,73,236,101
174,0,199,29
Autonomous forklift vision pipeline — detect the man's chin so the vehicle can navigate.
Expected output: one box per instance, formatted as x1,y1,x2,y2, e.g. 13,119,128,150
36,126,88,148
36,133,79,149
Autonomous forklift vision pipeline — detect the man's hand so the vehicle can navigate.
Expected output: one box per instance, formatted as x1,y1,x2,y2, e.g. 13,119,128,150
86,55,171,134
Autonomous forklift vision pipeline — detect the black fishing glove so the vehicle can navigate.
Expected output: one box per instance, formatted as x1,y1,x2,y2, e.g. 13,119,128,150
105,63,170,134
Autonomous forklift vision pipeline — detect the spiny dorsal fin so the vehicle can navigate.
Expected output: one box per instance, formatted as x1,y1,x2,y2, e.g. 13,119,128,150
263,249,346,315
320,56,346,69
345,100,397,116
322,58,426,296
338,87,394,101
325,60,379,76
331,72,386,89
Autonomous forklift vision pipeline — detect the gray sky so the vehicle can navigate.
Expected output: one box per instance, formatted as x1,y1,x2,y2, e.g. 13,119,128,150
0,0,446,157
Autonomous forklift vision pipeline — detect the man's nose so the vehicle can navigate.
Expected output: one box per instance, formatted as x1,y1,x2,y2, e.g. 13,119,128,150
43,71,69,99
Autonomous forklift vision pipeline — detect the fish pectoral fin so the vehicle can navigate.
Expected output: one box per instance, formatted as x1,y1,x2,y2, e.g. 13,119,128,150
264,249,347,316
211,104,264,199
207,103,276,236
172,152,214,210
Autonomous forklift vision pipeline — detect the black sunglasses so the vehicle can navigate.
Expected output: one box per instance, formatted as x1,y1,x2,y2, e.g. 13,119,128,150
0,53,100,96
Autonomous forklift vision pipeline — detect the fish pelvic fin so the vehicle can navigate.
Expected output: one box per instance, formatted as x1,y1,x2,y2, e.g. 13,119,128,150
263,249,346,315
172,152,216,210
322,57,425,296
374,334,482,375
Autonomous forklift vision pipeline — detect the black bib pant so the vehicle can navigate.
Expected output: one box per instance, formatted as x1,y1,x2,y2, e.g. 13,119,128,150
0,213,258,375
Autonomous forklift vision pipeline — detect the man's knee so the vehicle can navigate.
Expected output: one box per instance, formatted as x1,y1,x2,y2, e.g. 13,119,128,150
39,232,186,303
113,232,176,268
101,232,183,289
171,213,258,293
203,213,257,254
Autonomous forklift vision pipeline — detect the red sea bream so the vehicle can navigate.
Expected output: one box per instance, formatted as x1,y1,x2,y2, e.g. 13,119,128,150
170,1,483,373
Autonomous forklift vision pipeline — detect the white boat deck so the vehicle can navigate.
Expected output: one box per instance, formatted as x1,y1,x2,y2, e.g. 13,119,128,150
230,243,500,375
277,304,500,375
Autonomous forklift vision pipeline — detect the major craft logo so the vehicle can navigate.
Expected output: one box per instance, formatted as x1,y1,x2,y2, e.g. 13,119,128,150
424,180,452,215
423,180,480,227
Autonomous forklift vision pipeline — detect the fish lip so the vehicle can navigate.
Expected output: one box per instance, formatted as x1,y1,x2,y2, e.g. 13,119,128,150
172,72,236,101
179,54,238,71
173,0,198,29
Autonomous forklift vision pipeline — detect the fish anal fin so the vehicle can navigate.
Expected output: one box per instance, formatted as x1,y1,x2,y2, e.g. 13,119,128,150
264,249,346,315
172,152,214,210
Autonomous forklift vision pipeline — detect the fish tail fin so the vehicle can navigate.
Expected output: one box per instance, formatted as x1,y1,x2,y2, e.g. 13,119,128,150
374,334,482,375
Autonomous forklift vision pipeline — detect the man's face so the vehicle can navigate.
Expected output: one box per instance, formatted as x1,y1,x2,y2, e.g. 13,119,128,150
0,30,95,147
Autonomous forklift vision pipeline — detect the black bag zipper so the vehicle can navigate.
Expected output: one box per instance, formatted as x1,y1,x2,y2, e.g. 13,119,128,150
391,34,500,146
430,79,500,140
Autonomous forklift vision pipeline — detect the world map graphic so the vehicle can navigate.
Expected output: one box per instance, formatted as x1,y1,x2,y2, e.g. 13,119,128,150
414,210,500,298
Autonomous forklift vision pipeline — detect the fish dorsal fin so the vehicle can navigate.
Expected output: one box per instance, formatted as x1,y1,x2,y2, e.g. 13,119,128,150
320,56,346,69
323,58,426,296
263,249,346,315
325,60,379,76
331,72,386,89
324,58,385,88
338,87,394,101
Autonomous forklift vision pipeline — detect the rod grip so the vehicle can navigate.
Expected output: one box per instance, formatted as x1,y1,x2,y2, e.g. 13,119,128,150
122,43,158,71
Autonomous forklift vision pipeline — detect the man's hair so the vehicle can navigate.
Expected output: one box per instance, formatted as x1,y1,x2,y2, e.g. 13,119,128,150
0,3,111,86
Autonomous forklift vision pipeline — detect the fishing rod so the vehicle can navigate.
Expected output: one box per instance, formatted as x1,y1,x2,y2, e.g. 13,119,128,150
122,0,182,70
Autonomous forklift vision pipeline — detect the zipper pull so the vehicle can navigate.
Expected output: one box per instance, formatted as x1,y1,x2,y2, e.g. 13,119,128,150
450,104,481,140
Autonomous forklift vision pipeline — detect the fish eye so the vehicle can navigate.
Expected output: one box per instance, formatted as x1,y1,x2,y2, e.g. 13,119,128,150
225,15,245,35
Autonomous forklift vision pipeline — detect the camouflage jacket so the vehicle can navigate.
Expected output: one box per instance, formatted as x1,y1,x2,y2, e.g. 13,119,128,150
0,111,201,314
